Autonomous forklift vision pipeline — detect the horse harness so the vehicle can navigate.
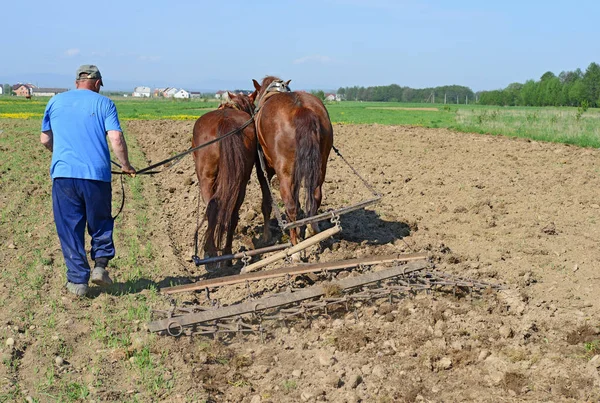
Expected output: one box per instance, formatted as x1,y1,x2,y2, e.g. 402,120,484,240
252,80,293,234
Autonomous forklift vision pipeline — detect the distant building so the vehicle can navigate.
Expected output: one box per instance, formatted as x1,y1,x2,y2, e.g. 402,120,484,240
153,88,166,97
31,88,68,97
325,93,341,102
13,83,36,97
190,91,202,99
163,87,178,98
132,86,151,97
173,89,190,99
215,91,231,102
0,86,3,95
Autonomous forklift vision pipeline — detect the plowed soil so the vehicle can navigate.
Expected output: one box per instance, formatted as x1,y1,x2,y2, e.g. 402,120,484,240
124,120,600,402
3,118,600,403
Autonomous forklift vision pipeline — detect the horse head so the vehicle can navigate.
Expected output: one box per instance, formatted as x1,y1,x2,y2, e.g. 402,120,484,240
252,77,292,107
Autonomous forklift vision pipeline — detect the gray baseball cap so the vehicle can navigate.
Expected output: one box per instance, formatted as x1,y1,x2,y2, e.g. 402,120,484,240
76,65,103,85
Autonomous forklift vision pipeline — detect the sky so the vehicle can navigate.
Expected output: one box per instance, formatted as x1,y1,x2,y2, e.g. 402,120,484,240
1,0,599,92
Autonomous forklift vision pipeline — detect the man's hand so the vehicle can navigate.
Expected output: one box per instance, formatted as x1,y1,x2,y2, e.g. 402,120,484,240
121,163,136,177
41,131,53,151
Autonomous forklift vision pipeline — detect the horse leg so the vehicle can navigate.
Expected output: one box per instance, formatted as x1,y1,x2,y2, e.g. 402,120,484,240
222,184,246,266
198,179,220,272
306,185,323,238
278,176,303,262
255,159,273,244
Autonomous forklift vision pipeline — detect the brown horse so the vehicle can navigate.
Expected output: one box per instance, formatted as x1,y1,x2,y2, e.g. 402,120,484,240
192,91,258,263
252,76,334,248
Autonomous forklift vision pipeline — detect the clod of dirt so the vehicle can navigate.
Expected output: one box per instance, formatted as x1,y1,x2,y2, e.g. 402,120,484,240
323,283,342,297
541,222,558,235
502,372,527,395
334,329,370,353
435,357,453,371
566,325,599,345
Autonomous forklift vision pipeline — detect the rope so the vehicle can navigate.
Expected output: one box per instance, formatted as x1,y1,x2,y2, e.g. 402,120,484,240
331,145,382,197
136,116,254,175
108,114,254,221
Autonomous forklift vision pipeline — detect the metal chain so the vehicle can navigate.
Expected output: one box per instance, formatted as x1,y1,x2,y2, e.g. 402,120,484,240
331,145,382,197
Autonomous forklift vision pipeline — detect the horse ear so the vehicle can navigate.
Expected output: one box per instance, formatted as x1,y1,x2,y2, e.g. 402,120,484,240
227,91,235,99
252,79,261,91
249,90,257,103
285,80,291,86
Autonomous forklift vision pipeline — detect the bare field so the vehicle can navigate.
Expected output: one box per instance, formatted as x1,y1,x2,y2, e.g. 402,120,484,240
1,119,600,402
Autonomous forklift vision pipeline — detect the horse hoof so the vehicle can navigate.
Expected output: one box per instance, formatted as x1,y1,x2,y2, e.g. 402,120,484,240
306,223,320,238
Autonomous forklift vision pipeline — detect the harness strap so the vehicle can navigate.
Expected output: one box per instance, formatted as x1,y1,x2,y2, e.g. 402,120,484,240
134,116,254,175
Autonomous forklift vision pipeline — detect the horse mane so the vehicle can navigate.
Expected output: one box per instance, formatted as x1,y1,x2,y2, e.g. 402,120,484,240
219,93,255,115
260,76,281,88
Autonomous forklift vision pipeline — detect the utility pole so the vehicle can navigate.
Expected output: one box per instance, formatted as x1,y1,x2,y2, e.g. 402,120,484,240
432,92,435,104
444,93,447,104
466,95,468,105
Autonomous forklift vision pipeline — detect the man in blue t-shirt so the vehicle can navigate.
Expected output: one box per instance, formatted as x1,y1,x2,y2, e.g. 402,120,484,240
41,64,136,297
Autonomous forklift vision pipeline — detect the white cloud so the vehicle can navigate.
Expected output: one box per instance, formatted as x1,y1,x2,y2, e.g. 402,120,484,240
293,55,334,65
65,48,80,57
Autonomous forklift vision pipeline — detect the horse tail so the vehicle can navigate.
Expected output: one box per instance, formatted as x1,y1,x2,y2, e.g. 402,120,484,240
203,118,246,252
293,108,321,219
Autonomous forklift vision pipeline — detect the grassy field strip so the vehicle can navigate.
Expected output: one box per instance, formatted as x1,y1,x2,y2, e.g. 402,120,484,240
454,108,600,147
1,96,599,148
0,120,175,401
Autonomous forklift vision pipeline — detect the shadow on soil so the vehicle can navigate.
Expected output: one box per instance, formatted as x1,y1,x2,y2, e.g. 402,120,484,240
338,209,411,245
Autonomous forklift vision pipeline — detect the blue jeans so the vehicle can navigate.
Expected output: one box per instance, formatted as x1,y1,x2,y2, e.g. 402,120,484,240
52,178,114,284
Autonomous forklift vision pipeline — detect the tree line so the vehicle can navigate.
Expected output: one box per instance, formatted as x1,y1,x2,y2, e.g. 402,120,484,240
337,84,475,103
477,62,600,107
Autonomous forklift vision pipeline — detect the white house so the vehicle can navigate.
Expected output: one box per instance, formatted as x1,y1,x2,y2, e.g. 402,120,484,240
163,87,178,98
31,88,68,97
132,86,151,97
0,86,3,95
173,89,190,99
325,93,341,102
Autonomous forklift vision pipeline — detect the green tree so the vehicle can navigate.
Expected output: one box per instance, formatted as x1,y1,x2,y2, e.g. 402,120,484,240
520,80,537,106
569,80,586,105
310,90,325,101
583,62,600,106
2,84,13,95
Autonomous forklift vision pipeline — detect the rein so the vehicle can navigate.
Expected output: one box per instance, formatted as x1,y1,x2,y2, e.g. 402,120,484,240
110,110,255,220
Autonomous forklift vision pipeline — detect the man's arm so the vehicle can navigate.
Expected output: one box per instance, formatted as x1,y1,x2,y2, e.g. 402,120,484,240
107,130,136,174
41,130,53,151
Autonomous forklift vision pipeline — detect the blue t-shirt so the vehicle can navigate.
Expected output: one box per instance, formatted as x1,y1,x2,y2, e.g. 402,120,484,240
41,89,122,182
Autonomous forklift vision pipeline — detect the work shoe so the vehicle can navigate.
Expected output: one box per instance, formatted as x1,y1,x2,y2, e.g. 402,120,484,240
66,282,88,297
91,267,113,286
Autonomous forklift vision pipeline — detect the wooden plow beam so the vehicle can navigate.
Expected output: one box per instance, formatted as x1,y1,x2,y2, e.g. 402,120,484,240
148,259,429,333
161,252,428,295
193,242,292,267
241,225,341,273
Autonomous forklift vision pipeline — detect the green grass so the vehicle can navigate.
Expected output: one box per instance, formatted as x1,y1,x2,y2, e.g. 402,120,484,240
0,96,219,120
0,118,172,401
2,95,599,147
